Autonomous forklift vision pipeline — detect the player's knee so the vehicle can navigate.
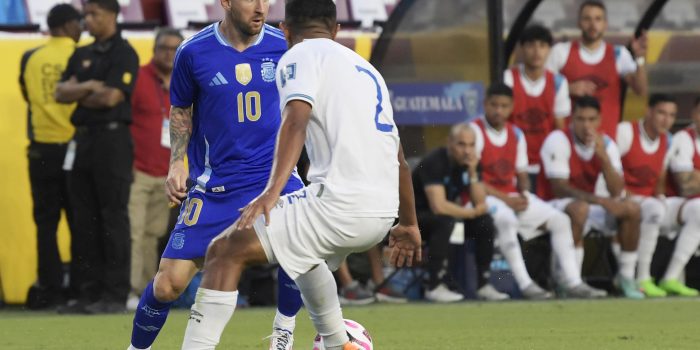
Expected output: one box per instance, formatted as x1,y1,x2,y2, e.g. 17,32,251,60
625,201,642,221
683,199,700,225
641,198,665,224
153,273,188,302
566,200,589,226
494,213,518,233
549,211,571,232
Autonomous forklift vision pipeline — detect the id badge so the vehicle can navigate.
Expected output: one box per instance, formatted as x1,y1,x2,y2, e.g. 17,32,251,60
62,140,77,171
161,119,171,148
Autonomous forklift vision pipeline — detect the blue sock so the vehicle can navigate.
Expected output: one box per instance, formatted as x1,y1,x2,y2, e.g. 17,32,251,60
130,281,174,349
277,268,303,317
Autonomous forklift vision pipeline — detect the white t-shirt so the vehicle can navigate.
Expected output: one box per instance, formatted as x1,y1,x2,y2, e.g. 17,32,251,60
470,119,529,173
276,38,400,217
616,121,671,168
503,66,571,118
546,41,637,77
540,129,623,180
669,127,700,173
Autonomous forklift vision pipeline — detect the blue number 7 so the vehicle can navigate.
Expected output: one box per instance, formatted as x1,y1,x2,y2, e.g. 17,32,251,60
355,65,394,132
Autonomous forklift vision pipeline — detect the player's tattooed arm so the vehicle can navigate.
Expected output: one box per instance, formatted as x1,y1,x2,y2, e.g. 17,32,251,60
674,171,700,197
550,178,600,204
170,105,193,163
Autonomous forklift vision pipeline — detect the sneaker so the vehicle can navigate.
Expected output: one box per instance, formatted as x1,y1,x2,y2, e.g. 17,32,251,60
425,283,463,303
521,283,552,300
374,286,408,303
84,300,128,314
476,284,510,301
57,299,90,315
126,294,140,311
639,279,667,298
615,275,645,300
564,283,608,299
266,328,293,350
339,281,375,306
659,279,700,297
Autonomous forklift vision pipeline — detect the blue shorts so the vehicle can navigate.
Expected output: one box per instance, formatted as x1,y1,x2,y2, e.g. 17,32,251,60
162,182,302,260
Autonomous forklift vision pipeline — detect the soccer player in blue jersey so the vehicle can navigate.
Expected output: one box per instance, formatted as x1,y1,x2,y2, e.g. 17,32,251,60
127,1,303,350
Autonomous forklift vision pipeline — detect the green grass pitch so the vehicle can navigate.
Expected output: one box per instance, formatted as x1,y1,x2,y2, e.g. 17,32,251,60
1,298,699,349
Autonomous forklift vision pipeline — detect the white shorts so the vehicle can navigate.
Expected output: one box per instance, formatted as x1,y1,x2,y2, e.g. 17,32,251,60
485,192,560,241
254,183,394,280
633,196,699,239
549,198,616,236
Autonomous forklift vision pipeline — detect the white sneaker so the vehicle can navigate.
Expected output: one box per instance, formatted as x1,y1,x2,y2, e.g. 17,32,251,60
521,283,553,300
266,328,294,350
425,283,464,303
477,284,510,301
126,294,140,311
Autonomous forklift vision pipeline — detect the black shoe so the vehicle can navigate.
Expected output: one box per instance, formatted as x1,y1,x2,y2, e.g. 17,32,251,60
84,300,127,314
26,285,65,310
57,299,90,315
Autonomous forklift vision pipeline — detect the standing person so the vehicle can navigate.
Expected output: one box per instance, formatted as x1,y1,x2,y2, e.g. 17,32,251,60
546,0,648,139
126,28,184,310
125,1,306,349
412,124,502,302
506,24,570,187
54,0,139,314
179,0,421,349
19,3,82,309
538,96,644,299
472,84,605,299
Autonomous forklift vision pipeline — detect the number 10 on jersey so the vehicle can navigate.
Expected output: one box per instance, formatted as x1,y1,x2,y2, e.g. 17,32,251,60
237,91,261,123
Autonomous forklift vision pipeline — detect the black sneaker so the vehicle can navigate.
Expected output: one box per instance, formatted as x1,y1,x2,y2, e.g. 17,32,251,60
57,299,90,315
84,300,127,314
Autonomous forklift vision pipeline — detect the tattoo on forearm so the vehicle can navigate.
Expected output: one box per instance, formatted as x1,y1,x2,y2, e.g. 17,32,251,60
170,106,192,163
677,172,700,197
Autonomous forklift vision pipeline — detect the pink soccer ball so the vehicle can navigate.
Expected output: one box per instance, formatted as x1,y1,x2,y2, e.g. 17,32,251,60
312,319,373,350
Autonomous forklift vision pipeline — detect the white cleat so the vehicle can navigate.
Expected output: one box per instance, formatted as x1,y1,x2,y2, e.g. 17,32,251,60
425,283,464,303
477,284,510,301
267,328,294,350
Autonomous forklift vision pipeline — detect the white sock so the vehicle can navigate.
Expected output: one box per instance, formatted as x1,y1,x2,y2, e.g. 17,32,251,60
547,213,582,288
611,242,622,261
637,198,664,282
618,251,638,280
575,247,584,270
295,264,348,349
181,288,238,350
273,309,296,333
664,217,700,281
498,227,533,289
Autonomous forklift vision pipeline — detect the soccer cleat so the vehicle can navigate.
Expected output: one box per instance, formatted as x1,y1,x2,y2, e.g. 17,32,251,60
638,279,667,298
266,328,293,350
615,275,645,300
521,283,553,300
564,283,608,299
476,284,510,301
659,279,700,297
339,281,375,306
374,286,408,303
425,283,464,303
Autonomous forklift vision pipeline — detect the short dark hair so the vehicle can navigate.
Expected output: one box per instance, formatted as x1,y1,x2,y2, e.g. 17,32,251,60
486,83,513,99
579,0,606,17
155,27,183,44
285,0,336,31
648,93,676,108
85,0,120,15
519,24,553,46
573,96,601,113
47,4,81,29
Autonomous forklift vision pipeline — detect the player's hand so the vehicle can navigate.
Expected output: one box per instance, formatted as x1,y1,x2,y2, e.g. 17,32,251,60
596,197,626,217
569,80,597,97
505,195,528,212
593,134,609,161
165,160,188,205
389,224,422,268
631,30,648,59
235,190,280,230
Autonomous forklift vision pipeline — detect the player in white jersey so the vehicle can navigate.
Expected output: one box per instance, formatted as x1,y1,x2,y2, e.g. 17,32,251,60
179,1,421,349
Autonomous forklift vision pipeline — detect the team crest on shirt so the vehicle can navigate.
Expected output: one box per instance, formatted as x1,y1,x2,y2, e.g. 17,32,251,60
279,63,297,88
235,63,253,86
260,58,276,83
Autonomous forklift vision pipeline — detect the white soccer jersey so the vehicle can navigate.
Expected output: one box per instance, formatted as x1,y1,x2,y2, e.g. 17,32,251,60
540,129,623,180
276,38,400,217
616,121,671,168
669,127,700,173
469,120,529,173
546,41,637,77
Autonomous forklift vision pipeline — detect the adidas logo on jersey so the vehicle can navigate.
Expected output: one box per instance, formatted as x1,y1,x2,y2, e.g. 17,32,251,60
209,72,229,86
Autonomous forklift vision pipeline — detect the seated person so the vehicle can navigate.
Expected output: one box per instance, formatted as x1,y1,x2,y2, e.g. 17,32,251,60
538,96,643,299
471,84,605,299
412,124,500,302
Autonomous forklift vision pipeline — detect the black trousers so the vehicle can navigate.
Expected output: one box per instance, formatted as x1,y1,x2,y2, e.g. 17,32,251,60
68,125,133,303
28,142,74,291
419,212,496,290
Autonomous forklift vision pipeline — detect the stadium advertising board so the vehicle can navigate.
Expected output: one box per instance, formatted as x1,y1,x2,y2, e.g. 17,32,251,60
388,82,484,125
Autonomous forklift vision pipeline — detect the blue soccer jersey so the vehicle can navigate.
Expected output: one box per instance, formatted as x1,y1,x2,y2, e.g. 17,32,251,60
171,23,302,193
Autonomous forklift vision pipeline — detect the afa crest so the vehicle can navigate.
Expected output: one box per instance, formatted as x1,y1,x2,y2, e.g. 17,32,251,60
235,63,253,86
261,58,276,83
